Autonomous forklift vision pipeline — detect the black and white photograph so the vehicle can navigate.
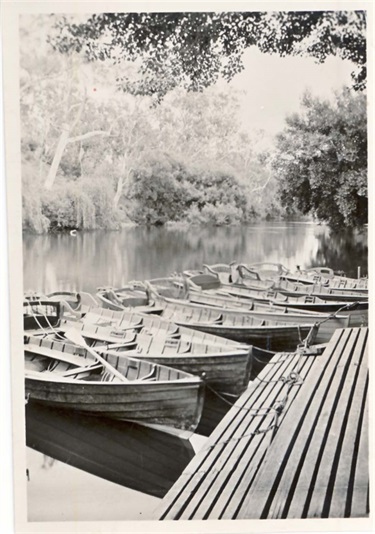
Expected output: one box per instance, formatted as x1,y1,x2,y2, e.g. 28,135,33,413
1,1,372,532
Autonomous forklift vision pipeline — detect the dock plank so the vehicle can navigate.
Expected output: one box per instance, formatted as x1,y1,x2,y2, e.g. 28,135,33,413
179,354,310,520
158,327,369,521
207,355,316,520
316,328,368,518
158,351,300,519
236,328,350,519
218,354,317,520
271,328,363,518
350,389,369,517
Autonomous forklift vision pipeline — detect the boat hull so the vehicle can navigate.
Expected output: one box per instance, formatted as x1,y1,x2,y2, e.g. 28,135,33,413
121,350,253,396
172,321,311,351
25,377,205,434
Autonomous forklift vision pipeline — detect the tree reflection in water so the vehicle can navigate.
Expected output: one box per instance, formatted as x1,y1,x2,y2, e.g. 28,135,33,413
23,222,368,293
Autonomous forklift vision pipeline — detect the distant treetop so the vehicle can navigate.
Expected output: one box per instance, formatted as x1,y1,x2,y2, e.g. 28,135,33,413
50,11,366,99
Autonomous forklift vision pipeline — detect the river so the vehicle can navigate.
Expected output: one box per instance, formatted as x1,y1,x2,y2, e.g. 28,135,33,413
23,222,368,293
23,221,368,522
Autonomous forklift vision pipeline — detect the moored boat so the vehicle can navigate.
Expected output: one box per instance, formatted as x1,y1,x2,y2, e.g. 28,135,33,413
25,334,204,437
274,278,368,301
181,287,351,343
146,292,316,352
24,299,62,330
280,266,368,290
147,276,362,341
44,314,256,396
96,286,164,314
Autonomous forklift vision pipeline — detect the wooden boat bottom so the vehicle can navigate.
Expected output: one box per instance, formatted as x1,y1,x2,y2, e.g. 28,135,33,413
174,322,312,352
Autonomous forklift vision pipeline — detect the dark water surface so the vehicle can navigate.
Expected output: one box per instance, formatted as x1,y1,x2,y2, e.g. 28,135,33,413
23,222,368,292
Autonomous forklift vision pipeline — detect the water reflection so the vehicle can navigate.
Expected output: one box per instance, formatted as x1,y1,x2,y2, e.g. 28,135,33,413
23,222,368,293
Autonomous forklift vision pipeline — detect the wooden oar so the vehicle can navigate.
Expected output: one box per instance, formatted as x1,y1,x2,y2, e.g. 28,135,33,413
64,328,129,383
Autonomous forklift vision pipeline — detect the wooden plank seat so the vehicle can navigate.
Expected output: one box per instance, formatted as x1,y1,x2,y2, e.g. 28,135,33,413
25,343,93,368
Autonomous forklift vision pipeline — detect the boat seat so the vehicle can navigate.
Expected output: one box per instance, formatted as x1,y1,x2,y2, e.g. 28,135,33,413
135,336,153,354
25,344,91,367
140,365,157,381
189,274,221,290
199,313,223,325
162,338,191,354
61,363,103,377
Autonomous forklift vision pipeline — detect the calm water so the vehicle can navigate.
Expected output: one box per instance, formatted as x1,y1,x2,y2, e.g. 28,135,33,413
23,221,368,521
23,222,368,293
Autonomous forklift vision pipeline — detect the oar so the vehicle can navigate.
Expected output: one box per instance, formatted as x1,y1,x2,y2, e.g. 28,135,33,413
64,328,129,383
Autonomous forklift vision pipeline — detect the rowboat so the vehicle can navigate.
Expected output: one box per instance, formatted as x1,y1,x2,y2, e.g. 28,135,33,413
92,281,316,352
24,299,62,330
274,279,368,301
25,334,205,437
280,266,368,290
236,262,289,281
181,286,351,343
145,292,316,352
191,265,274,291
48,314,256,396
25,291,101,323
237,263,368,296
216,282,368,318
96,286,164,314
148,276,366,334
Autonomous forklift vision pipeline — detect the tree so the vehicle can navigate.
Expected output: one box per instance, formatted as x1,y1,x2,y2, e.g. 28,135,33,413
49,10,366,100
273,88,367,228
20,16,113,191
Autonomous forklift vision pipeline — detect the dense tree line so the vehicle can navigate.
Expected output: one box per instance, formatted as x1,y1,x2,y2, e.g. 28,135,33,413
274,89,367,228
20,12,367,233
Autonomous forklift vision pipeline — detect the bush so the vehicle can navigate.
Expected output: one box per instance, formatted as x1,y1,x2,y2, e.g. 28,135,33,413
40,177,122,231
126,156,250,225
126,157,196,224
22,161,50,233
186,202,243,225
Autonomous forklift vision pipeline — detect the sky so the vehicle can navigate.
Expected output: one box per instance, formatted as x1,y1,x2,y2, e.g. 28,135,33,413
225,47,355,137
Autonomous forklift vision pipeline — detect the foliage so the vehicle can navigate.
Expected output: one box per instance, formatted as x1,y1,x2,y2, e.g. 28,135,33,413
49,11,366,100
126,156,251,225
22,161,50,233
20,15,311,233
36,177,122,231
126,158,194,224
274,88,367,228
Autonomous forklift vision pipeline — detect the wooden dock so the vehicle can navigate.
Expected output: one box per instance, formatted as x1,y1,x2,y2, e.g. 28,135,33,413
157,327,369,520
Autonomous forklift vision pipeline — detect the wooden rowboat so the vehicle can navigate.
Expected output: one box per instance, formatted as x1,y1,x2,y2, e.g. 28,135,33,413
145,293,315,352
48,315,256,396
181,287,351,343
88,282,315,352
280,266,368,290
237,263,369,292
24,300,62,330
146,277,360,343
96,286,164,314
25,335,204,437
215,282,368,316
274,279,368,301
